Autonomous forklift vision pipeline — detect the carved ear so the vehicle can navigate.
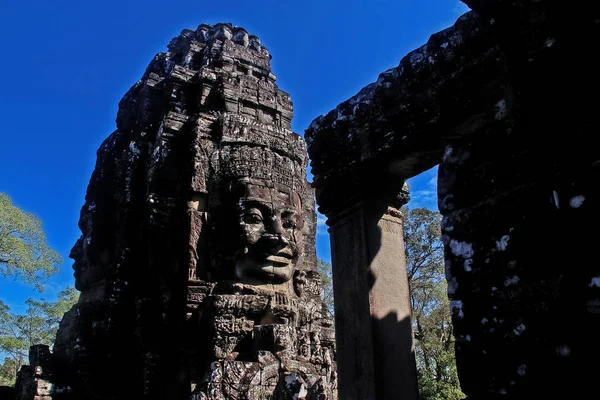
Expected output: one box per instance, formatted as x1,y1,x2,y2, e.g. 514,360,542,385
292,191,302,208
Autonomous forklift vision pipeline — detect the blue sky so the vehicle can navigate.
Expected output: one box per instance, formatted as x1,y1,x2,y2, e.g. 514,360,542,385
0,0,468,311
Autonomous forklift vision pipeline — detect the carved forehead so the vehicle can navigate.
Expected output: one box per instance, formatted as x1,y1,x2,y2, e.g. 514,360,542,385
236,180,301,210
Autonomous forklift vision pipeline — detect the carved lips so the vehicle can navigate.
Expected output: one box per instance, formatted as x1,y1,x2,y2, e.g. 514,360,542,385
264,248,294,265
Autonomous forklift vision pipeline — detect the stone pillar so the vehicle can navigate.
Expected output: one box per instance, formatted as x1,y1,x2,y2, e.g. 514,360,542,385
328,204,376,400
326,190,417,400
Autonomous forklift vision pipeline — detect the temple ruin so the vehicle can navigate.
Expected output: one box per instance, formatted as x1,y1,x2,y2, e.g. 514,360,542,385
10,0,600,399
13,23,336,400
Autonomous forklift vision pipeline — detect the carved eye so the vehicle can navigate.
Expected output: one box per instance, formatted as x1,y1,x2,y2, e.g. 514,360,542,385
244,213,263,224
282,219,297,229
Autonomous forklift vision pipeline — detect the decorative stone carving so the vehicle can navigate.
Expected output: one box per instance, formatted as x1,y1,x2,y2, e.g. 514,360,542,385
15,22,336,400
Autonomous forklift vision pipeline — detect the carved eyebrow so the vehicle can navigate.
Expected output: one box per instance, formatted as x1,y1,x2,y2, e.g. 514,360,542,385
241,198,271,207
240,199,296,216
240,199,273,215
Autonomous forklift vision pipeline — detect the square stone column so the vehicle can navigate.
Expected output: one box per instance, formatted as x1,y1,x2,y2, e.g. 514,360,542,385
327,199,418,400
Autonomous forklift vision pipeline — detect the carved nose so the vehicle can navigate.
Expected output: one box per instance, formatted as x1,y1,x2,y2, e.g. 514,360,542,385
69,238,82,259
261,233,289,251
262,233,289,247
269,218,285,236
260,218,289,251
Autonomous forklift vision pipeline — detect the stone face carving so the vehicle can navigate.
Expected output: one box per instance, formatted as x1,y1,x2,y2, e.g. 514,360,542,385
207,173,305,289
233,180,303,285
16,22,336,400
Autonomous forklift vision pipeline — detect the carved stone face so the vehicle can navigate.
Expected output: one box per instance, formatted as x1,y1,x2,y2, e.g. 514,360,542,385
234,181,303,285
70,214,108,292
70,235,105,292
69,237,85,290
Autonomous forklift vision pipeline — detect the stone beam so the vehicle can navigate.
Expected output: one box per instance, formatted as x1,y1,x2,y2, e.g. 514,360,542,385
306,2,600,215
305,11,513,216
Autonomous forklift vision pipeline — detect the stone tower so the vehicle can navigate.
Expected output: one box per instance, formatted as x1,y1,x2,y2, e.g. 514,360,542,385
16,23,336,400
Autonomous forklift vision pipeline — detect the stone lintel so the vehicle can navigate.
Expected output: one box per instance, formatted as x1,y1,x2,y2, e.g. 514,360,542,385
307,1,600,214
312,159,409,222
306,11,515,214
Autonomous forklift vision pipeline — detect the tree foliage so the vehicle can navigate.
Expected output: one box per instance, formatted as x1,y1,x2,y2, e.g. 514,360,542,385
402,206,464,400
0,193,62,291
317,259,334,318
0,286,79,386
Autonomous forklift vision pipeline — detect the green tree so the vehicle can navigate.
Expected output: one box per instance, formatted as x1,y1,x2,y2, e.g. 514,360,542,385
317,259,334,318
402,206,464,400
0,286,79,386
0,193,62,291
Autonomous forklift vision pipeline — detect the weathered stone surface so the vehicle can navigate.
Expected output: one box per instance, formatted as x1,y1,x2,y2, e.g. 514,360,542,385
325,201,416,400
12,346,58,400
307,1,600,399
15,22,336,400
305,11,510,216
437,3,600,397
